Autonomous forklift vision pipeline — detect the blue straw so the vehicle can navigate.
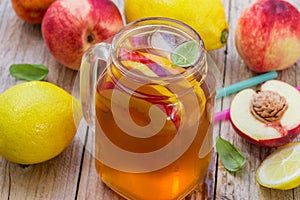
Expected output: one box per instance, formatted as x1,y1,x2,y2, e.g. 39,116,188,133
216,71,278,99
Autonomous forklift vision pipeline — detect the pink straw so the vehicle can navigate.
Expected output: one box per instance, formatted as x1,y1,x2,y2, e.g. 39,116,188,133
214,108,230,122
214,85,300,123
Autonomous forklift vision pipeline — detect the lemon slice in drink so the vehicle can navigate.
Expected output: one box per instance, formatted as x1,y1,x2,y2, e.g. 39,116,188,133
256,142,300,190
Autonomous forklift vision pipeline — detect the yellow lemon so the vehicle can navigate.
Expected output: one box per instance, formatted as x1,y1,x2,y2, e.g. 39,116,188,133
256,142,300,190
124,0,229,50
0,81,80,164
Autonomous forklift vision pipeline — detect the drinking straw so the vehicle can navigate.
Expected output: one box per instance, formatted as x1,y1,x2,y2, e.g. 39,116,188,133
214,108,230,123
214,85,300,123
216,71,278,99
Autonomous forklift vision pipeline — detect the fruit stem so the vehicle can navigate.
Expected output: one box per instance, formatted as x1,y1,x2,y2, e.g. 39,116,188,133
221,29,229,43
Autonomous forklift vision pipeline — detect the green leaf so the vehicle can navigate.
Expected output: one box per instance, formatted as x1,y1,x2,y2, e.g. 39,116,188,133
171,40,201,67
216,136,246,173
9,64,49,81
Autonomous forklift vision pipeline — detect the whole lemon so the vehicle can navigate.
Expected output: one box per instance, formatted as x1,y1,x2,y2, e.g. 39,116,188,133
0,81,79,164
124,0,229,50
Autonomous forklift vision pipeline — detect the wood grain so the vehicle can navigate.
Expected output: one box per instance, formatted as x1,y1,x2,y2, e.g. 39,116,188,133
0,0,299,199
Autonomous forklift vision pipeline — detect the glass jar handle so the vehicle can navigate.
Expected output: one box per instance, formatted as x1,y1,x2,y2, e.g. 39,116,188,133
80,43,111,131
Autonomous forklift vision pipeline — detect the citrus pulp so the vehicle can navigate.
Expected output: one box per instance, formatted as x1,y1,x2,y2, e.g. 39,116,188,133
256,142,300,190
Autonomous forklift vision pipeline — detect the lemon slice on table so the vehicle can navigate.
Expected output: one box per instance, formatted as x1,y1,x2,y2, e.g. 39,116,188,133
256,142,300,190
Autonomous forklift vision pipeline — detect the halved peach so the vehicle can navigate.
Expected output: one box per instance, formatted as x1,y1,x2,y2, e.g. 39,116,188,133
230,80,300,147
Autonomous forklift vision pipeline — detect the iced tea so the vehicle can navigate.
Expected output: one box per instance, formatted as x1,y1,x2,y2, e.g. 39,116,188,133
91,18,216,200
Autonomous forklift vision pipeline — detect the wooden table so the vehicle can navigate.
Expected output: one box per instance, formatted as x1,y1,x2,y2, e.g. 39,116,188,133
0,0,299,199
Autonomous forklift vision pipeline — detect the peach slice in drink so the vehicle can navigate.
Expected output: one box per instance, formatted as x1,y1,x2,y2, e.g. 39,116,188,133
96,48,206,130
95,88,178,153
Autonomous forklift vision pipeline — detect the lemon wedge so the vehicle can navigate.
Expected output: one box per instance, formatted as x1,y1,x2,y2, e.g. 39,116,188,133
256,142,300,190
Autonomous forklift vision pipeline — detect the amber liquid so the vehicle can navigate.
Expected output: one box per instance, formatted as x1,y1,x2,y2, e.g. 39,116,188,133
94,48,214,200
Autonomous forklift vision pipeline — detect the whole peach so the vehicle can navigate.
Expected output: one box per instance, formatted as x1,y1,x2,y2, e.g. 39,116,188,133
11,0,55,24
235,0,300,73
41,0,124,70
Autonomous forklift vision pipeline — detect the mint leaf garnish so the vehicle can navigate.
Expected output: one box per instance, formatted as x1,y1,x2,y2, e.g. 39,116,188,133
171,40,201,67
9,64,49,81
216,136,246,173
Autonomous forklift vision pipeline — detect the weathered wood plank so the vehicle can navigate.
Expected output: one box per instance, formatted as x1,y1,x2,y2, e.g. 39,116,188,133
75,0,228,197
1,0,300,199
0,0,85,199
215,0,300,199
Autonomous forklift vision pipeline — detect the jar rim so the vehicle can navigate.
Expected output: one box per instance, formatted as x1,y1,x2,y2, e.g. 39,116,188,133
110,17,207,83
